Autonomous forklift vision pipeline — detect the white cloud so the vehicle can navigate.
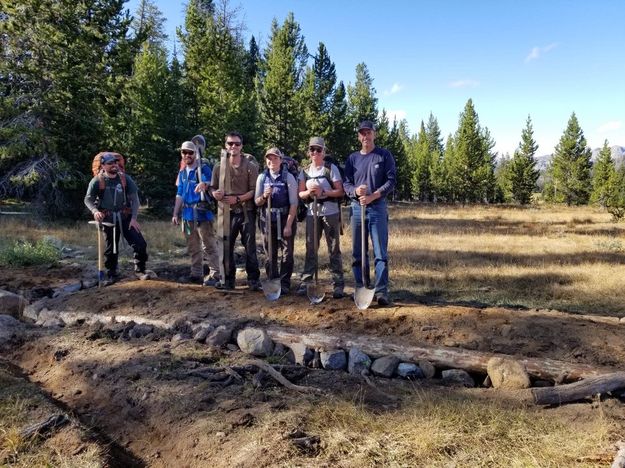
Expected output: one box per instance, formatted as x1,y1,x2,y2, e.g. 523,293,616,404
449,79,479,88
384,109,407,124
383,83,403,96
525,43,558,63
597,120,623,133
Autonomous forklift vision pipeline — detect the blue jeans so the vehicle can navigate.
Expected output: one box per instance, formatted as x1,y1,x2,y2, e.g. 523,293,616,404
351,200,389,296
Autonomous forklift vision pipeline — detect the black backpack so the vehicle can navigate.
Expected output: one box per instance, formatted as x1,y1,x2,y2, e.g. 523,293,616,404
261,155,308,222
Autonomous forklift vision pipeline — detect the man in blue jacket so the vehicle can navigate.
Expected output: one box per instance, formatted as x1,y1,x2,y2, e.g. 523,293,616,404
172,141,220,285
343,121,396,306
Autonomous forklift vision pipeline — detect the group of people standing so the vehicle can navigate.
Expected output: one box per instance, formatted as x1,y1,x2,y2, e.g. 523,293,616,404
84,120,396,307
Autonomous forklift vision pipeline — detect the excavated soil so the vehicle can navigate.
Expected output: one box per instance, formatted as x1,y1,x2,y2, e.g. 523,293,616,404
3,262,625,466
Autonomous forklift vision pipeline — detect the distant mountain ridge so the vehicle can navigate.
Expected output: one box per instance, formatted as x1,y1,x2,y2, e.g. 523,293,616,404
535,145,625,171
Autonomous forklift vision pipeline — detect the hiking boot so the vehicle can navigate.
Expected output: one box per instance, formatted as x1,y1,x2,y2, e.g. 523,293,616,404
215,281,235,290
247,280,262,292
332,286,345,299
376,294,392,307
296,283,308,296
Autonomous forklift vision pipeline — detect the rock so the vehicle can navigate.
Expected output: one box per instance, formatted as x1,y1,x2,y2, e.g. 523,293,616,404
500,324,513,338
205,326,233,347
171,333,190,343
288,343,314,366
52,282,82,297
236,328,274,357
272,342,287,357
319,349,346,370
132,323,154,338
193,325,214,342
486,357,531,390
397,363,424,379
370,355,400,378
81,279,98,289
41,318,64,328
22,299,47,322
347,348,371,375
58,311,90,326
0,289,27,318
441,369,475,387
0,314,25,345
417,360,436,379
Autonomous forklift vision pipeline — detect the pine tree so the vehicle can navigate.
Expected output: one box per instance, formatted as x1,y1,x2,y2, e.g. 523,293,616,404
326,81,352,162
131,0,167,49
590,140,616,207
0,0,132,216
347,62,378,125
450,99,497,203
546,113,592,205
180,0,257,155
258,13,308,157
411,122,432,201
507,115,539,204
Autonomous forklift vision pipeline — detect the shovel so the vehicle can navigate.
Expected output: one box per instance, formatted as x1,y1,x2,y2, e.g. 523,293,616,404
89,220,114,288
261,193,281,301
354,204,375,309
307,196,325,304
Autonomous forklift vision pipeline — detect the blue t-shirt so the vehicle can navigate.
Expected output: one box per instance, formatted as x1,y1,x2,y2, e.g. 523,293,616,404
176,164,215,222
343,146,396,203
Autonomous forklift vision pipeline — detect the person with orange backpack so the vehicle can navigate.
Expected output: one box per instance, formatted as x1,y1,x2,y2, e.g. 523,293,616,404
84,152,148,284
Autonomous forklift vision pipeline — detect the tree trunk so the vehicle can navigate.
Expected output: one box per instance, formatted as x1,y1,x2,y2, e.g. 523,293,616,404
266,327,611,382
531,372,625,405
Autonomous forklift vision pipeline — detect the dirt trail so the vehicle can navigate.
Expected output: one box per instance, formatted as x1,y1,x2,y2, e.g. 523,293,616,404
3,262,625,466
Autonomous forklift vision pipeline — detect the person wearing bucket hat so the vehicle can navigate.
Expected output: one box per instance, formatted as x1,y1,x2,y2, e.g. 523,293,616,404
210,131,261,291
172,141,220,285
255,146,299,295
84,151,149,284
296,137,345,299
343,120,396,306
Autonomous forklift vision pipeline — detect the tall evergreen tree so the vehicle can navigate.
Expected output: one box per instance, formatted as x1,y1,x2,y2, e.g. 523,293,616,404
546,112,592,205
590,139,616,207
449,99,497,203
507,115,539,204
130,0,167,48
411,122,432,201
0,0,132,216
180,0,257,155
258,13,308,157
347,62,378,125
326,81,352,162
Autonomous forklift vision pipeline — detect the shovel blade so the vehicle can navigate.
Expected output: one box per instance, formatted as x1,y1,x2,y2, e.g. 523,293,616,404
261,278,281,301
306,284,325,304
354,286,375,310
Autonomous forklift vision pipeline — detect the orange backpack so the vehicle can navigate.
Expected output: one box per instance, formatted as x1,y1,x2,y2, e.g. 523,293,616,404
92,152,127,191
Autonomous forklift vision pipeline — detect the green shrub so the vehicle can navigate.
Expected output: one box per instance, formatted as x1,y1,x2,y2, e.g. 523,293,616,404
0,239,60,266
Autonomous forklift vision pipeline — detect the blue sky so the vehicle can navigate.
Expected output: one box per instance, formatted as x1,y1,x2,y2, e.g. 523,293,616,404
126,0,625,156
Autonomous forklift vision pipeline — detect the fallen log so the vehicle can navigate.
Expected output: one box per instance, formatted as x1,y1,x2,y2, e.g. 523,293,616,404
266,327,613,382
532,372,625,405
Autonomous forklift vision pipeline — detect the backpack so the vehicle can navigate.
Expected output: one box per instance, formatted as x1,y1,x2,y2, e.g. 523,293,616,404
91,151,129,212
302,156,348,234
91,151,127,192
262,155,307,222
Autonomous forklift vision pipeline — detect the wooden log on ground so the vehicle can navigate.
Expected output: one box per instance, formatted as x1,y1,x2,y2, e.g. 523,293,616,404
532,372,625,405
266,327,613,382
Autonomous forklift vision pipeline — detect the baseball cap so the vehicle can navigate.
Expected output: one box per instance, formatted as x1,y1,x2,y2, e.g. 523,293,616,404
180,141,196,153
358,120,376,131
101,153,117,164
308,136,325,149
264,147,283,158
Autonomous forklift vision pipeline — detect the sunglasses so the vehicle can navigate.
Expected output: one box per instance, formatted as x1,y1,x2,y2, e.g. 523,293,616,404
309,146,323,153
103,161,117,166
226,141,242,147
181,150,195,156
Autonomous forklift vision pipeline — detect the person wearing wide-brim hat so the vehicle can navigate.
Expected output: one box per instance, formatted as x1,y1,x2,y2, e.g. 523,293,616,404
343,120,396,306
254,147,299,295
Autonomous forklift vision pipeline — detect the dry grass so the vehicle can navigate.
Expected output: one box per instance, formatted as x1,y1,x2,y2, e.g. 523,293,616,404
0,369,104,467
3,203,625,315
